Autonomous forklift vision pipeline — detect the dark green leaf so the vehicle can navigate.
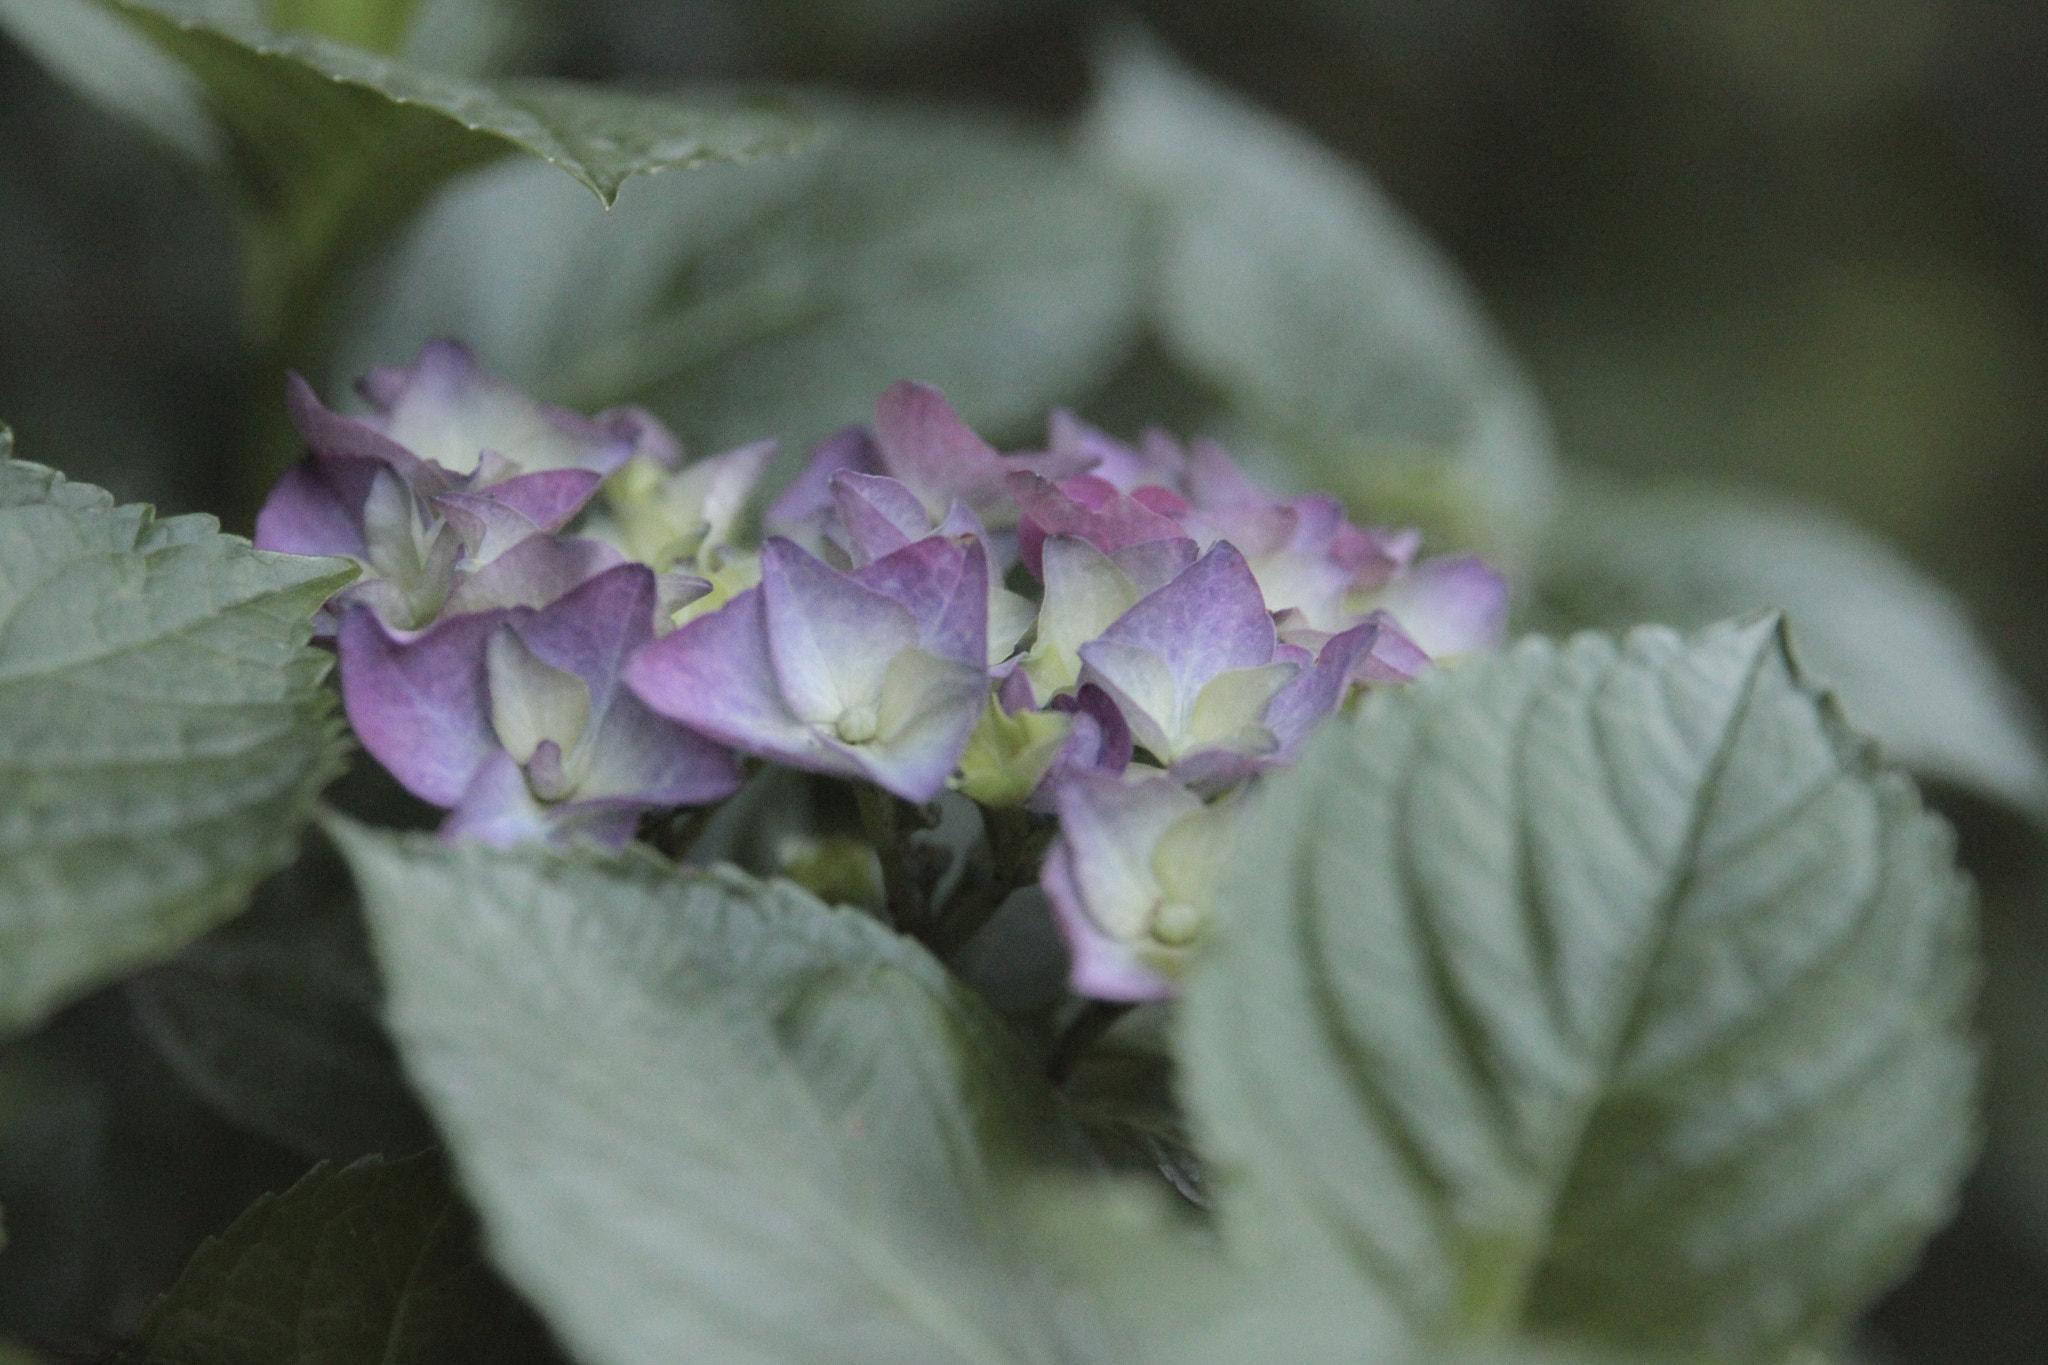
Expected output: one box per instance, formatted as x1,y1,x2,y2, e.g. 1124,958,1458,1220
333,826,1100,1365
1183,618,1977,1361
1528,479,2048,822
336,104,1144,453
125,832,436,1163
0,451,355,1036
123,1151,560,1365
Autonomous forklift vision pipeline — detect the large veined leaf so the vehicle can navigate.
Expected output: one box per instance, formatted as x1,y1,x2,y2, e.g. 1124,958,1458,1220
0,442,354,1036
1527,480,2048,822
123,1152,560,1365
1083,37,1555,561
0,0,814,361
1183,617,1977,1361
333,827,1101,1365
334,104,1143,455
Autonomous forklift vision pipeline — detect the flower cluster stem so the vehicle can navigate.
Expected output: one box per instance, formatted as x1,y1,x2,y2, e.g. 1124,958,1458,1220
855,783,926,931
1045,1001,1136,1086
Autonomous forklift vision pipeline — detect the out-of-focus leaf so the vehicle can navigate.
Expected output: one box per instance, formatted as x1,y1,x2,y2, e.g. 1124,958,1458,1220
334,825,1101,1365
0,996,315,1344
1083,36,1555,560
0,449,353,1036
0,0,814,380
1528,480,2048,822
121,1151,561,1365
1183,618,1977,1361
125,832,436,1162
0,0,220,162
336,104,1144,455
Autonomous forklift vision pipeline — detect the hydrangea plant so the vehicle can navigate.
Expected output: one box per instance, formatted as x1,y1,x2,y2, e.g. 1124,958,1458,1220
0,8,2014,1365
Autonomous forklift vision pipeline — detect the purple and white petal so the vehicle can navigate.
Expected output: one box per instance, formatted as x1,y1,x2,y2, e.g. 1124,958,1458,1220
627,586,843,774
1042,839,1177,1003
362,339,636,480
766,426,882,547
336,606,503,806
832,471,937,566
1366,554,1509,658
441,534,624,617
851,535,990,669
760,538,923,727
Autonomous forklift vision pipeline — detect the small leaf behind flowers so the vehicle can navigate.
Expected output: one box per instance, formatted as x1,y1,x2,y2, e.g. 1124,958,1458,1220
122,1151,561,1365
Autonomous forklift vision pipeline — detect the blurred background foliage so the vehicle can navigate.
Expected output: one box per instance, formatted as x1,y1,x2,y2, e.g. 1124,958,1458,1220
4,0,2048,1360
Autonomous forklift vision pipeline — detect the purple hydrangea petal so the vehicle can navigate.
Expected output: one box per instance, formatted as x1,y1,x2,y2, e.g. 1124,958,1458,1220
1044,683,1134,780
1110,537,1201,596
1078,542,1277,755
253,457,368,560
843,647,989,800
873,381,1093,523
434,492,547,568
507,565,745,806
337,606,502,806
439,750,647,849
831,471,935,565
440,749,554,847
1264,619,1379,757
766,426,881,545
760,538,923,726
1009,473,1190,578
627,587,835,771
507,563,655,707
441,534,625,617
1042,839,1176,1002
1097,541,1275,678
574,690,745,807
363,339,636,480
1368,555,1510,658
1353,609,1435,683
593,404,686,470
851,535,991,668
475,468,606,534
287,373,449,492
1043,768,1208,1001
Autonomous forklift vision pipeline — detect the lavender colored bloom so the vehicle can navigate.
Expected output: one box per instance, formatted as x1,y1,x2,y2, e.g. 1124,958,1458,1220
256,341,669,631
1041,767,1243,1000
1356,554,1510,659
626,535,993,801
767,383,1093,541
337,564,742,847
1007,472,1190,580
828,472,1036,664
1075,541,1306,769
1018,533,1198,706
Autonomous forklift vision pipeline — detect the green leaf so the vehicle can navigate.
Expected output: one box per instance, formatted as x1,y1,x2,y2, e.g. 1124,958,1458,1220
335,103,1144,454
0,0,814,364
1527,480,2048,822
0,449,354,1036
1083,36,1555,561
126,831,437,1162
1183,618,1978,1361
333,826,1100,1365
122,1151,561,1365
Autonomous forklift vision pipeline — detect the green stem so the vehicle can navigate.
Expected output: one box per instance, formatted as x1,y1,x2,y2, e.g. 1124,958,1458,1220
855,783,924,931
1045,1001,1135,1086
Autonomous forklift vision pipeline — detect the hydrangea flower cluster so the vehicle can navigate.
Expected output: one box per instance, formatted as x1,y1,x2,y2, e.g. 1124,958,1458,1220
261,342,1507,999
